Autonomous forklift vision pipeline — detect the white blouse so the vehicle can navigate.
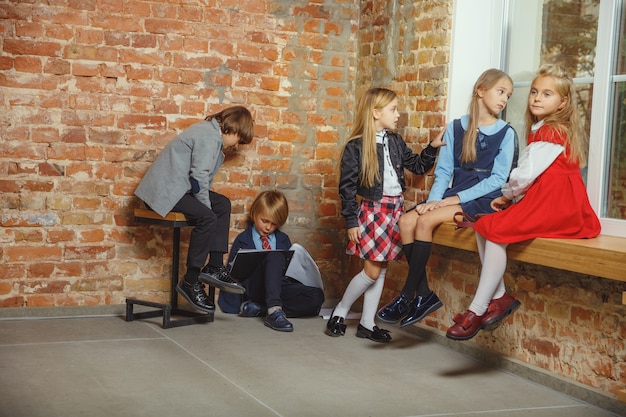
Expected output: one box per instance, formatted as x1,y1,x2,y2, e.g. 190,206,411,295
502,121,565,202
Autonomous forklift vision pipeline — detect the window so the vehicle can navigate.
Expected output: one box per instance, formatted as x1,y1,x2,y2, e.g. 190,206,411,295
450,0,626,237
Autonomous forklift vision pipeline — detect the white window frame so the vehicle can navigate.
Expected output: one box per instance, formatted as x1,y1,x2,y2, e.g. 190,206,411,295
449,0,626,237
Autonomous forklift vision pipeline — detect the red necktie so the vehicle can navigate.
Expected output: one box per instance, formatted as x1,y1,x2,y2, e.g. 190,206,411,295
261,235,271,250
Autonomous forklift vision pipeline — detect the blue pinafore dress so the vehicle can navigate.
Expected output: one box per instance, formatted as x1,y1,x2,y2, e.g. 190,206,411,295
442,119,515,218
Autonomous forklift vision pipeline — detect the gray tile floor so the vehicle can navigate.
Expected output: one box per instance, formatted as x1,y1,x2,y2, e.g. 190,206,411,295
0,308,622,417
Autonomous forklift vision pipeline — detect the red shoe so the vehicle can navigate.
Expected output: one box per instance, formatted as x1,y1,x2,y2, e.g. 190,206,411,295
446,310,483,341
481,293,521,331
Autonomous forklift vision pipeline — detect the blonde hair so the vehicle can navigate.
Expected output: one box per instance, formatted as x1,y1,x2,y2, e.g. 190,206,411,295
205,105,254,144
249,190,289,227
343,87,398,188
462,69,513,163
524,64,588,167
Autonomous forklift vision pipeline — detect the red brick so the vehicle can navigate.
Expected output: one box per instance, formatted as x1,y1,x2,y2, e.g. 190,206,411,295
6,246,62,261
14,56,42,73
4,39,62,57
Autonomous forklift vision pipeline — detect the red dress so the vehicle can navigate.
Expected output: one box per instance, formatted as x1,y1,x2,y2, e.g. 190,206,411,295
473,124,601,244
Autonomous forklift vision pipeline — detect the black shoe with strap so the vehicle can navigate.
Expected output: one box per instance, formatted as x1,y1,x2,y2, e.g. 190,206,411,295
176,280,215,313
377,293,411,323
199,265,245,294
264,309,293,332
400,292,443,327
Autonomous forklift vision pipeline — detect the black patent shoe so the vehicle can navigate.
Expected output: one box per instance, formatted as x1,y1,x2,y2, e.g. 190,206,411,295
400,292,443,327
325,315,346,337
199,265,245,294
176,281,215,313
377,293,411,323
264,309,293,332
356,324,392,343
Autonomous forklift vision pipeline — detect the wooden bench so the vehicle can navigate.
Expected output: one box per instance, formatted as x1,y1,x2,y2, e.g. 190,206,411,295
125,208,215,328
433,221,626,286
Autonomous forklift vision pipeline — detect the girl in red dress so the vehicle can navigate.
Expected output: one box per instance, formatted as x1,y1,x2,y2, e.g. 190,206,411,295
446,64,601,341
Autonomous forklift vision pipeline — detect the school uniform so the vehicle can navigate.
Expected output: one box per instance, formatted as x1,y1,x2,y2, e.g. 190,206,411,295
218,226,325,317
427,116,517,217
339,130,439,261
474,122,601,242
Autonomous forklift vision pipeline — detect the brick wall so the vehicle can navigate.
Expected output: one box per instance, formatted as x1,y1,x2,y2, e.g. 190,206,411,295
0,0,363,306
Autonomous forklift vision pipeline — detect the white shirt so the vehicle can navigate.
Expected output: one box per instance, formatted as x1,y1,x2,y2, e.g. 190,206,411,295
377,130,402,196
502,120,565,202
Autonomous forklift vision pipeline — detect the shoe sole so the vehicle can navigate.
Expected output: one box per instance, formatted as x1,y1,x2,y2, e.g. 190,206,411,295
198,273,245,294
400,301,443,327
482,300,521,331
446,326,482,341
356,330,391,343
264,322,293,332
175,286,215,313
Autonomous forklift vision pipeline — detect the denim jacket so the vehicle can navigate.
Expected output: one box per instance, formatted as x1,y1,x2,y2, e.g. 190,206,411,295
339,132,438,229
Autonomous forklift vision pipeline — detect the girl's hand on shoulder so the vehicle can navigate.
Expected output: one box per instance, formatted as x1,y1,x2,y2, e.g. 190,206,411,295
347,227,360,244
429,129,446,148
491,196,512,211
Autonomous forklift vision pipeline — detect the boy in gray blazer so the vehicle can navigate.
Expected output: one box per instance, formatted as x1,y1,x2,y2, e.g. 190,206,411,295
135,106,254,313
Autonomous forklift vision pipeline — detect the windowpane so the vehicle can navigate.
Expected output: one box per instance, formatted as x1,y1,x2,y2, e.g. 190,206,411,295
508,0,599,79
609,83,626,218
617,4,626,74
608,6,626,219
507,0,599,140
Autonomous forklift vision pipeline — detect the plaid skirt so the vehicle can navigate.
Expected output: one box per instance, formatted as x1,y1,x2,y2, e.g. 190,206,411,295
346,195,404,262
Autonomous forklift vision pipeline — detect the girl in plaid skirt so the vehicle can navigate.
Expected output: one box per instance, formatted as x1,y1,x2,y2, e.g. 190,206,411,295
326,88,444,342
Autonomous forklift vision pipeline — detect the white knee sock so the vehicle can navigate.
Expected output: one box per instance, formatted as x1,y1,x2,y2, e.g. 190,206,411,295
360,268,386,330
476,232,486,264
334,270,374,319
469,239,508,315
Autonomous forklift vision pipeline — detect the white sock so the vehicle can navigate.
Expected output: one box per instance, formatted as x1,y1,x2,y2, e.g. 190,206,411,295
476,232,486,263
469,239,508,315
360,268,386,330
334,270,374,319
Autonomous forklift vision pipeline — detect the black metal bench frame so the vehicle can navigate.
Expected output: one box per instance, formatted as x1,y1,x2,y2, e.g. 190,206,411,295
125,210,215,328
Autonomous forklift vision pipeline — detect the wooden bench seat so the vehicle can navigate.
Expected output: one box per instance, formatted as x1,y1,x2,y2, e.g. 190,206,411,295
433,222,625,283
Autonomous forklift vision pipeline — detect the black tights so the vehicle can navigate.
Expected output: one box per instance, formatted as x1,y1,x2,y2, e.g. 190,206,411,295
400,240,432,299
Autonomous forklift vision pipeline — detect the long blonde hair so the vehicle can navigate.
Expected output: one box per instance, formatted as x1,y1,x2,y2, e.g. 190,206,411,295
524,64,588,167
462,69,513,163
343,87,398,188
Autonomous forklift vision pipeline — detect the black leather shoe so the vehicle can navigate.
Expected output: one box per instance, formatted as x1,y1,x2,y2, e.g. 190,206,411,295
377,293,411,323
199,265,245,294
325,314,346,337
264,309,293,332
400,292,443,327
356,324,392,343
176,281,215,313
239,301,264,317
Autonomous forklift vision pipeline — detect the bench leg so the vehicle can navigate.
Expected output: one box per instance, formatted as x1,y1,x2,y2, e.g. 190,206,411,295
125,226,214,328
125,297,213,328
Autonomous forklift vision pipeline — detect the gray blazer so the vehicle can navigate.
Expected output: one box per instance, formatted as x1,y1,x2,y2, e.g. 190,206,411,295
134,119,225,216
